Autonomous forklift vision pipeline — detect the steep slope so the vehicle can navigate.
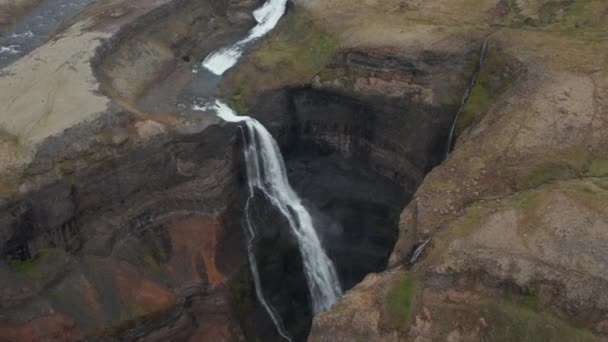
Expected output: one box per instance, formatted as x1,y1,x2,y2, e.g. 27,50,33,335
295,0,608,340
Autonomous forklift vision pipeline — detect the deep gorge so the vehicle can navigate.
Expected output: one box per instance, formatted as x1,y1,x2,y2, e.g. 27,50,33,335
0,85,455,341
0,0,467,340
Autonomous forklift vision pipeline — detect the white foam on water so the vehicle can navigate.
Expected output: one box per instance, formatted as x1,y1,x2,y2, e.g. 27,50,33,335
0,46,21,55
196,100,343,315
202,0,288,75
9,30,34,39
195,1,342,338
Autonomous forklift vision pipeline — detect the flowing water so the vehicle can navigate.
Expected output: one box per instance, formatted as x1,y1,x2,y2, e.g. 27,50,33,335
0,0,95,69
209,100,343,314
445,38,489,158
196,0,342,337
202,0,288,75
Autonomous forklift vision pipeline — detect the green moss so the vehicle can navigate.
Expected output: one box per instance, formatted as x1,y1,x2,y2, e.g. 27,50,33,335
587,159,608,177
539,1,565,24
457,45,517,134
221,9,338,107
484,299,594,342
226,86,249,114
6,248,65,278
519,164,576,190
521,287,537,310
253,10,337,75
141,254,161,273
385,273,414,331
449,205,489,238
131,304,148,317
511,191,543,237
591,178,608,191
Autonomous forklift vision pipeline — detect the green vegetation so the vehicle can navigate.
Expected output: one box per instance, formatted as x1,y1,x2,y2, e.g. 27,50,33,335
516,151,608,190
457,46,517,135
558,0,608,32
485,299,594,342
520,287,538,310
539,1,566,24
518,164,576,190
253,10,337,76
512,191,543,238
131,304,148,317
587,159,608,177
499,0,531,28
496,0,607,33
226,86,249,114
439,204,491,245
385,273,414,331
221,9,338,111
592,178,608,191
6,248,65,278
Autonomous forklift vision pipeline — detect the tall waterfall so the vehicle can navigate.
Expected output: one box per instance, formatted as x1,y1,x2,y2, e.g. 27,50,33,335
202,0,288,75
211,100,343,315
445,38,489,158
197,0,342,338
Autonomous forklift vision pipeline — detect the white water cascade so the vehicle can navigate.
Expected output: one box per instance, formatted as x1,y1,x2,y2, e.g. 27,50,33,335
197,0,342,338
210,100,343,314
202,0,288,75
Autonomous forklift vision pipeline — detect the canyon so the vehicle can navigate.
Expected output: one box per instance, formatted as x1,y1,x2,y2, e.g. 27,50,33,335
0,0,607,341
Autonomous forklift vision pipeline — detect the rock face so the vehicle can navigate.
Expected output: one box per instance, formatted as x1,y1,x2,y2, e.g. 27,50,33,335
298,0,608,341
0,0,607,341
0,122,249,340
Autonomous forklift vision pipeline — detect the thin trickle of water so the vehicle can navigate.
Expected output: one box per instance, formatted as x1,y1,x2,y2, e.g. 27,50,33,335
211,100,343,314
242,194,294,342
445,38,490,158
202,0,288,75
409,238,431,265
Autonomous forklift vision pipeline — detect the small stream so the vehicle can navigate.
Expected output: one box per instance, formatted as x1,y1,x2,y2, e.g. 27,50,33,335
0,0,95,69
444,38,490,158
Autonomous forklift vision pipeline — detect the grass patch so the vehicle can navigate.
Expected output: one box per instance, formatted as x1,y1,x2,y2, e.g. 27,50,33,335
226,86,249,114
485,299,594,342
519,164,576,189
591,178,608,191
445,204,491,239
512,191,543,237
457,45,518,134
539,1,568,24
587,159,608,177
385,272,414,331
253,10,337,76
520,287,538,310
221,8,338,107
6,248,66,283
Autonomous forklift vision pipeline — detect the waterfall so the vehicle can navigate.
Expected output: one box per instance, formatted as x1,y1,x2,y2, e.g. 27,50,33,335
202,0,288,75
409,237,431,265
196,0,342,338
445,38,489,159
211,100,343,315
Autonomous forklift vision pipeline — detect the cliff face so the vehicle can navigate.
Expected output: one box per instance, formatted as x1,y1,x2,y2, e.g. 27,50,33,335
298,0,608,341
0,0,607,340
